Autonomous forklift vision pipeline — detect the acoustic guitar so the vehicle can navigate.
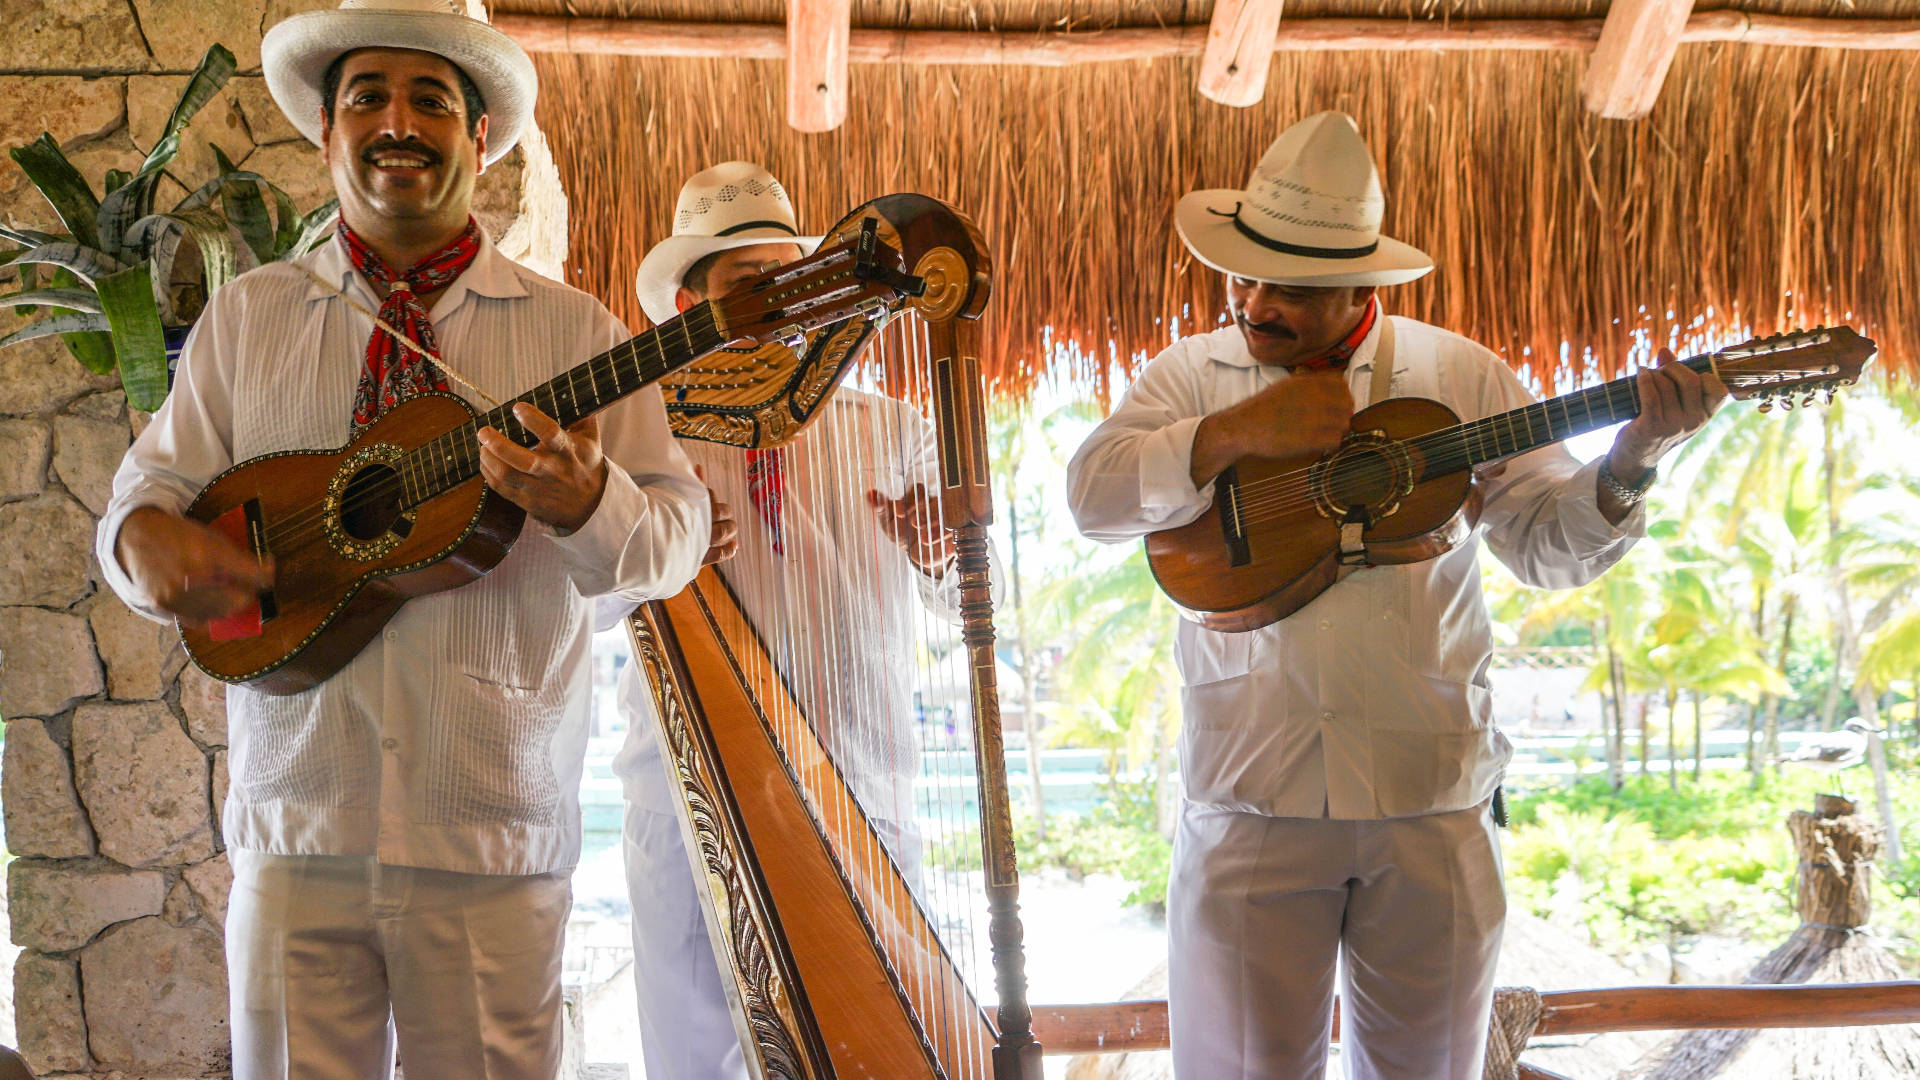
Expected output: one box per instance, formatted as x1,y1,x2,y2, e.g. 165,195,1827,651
1145,326,1876,633
181,205,948,694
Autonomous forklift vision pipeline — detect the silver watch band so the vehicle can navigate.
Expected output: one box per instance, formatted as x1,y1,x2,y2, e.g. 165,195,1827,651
1599,458,1656,504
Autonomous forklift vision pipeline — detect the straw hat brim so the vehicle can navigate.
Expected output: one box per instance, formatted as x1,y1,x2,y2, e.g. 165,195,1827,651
1175,189,1434,288
262,8,536,167
635,230,824,326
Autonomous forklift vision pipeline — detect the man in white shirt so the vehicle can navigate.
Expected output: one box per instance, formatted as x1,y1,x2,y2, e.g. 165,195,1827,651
95,3,707,1077
604,162,973,1080
1066,112,1725,1079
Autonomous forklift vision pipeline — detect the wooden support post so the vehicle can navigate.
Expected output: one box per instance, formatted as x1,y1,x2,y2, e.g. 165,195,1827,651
788,0,851,132
1198,0,1286,107
1582,0,1695,119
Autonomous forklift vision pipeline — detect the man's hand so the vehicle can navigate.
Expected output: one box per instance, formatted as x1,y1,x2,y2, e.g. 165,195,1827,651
114,506,274,625
1609,348,1730,478
867,483,953,575
696,466,739,566
477,402,608,532
1189,371,1353,488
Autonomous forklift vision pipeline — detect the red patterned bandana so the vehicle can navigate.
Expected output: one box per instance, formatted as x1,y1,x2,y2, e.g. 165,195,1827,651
745,446,788,556
340,218,480,433
1289,297,1380,373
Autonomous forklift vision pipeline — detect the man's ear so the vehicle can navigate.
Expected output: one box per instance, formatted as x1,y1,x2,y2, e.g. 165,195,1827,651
674,286,700,314
319,108,333,163
472,113,489,175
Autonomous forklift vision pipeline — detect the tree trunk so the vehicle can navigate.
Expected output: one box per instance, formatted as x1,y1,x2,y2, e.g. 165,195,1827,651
1760,597,1797,786
1692,688,1705,783
1637,695,1651,782
1667,686,1681,791
1005,468,1046,840
1855,679,1904,866
1600,617,1624,791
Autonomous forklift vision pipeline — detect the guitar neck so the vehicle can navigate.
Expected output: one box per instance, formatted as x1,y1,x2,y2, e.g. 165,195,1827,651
398,302,730,504
1415,353,1713,480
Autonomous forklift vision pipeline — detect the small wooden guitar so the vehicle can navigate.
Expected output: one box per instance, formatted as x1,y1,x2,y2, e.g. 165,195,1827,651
1145,326,1877,633
181,196,978,694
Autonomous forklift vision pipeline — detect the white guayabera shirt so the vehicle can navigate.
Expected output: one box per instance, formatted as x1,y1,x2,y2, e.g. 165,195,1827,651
96,232,711,876
1066,315,1647,820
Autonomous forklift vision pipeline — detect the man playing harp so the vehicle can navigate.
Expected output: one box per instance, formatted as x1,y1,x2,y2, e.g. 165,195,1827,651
1067,113,1724,1078
600,162,994,1080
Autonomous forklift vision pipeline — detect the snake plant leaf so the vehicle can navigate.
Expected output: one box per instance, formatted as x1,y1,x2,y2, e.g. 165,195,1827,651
283,199,341,259
104,169,132,196
0,311,112,348
12,242,127,282
211,150,276,265
7,135,101,251
132,207,238,293
97,172,159,260
135,43,237,181
96,260,170,411
270,183,301,256
0,288,103,313
41,265,116,373
0,224,62,247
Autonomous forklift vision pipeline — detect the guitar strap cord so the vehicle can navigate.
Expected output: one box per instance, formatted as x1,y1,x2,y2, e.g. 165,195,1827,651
300,266,505,409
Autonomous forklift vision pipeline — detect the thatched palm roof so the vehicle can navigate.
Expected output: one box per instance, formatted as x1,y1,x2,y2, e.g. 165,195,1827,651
508,0,1920,399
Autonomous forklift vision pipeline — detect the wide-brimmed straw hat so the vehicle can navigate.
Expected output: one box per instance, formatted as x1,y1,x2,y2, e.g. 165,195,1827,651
634,162,825,325
1176,111,1433,288
262,0,536,167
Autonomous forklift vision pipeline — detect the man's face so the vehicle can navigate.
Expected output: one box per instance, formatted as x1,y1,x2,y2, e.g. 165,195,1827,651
320,48,486,237
685,242,808,306
1225,277,1374,368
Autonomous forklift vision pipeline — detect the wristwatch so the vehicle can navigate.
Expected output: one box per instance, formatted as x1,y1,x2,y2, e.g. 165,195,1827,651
1598,458,1657,504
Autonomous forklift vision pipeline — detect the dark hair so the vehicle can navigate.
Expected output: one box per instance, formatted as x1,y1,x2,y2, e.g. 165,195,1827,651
681,249,727,297
321,50,486,138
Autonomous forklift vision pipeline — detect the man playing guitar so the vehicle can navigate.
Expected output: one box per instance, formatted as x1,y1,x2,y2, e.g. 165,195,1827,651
93,1,708,1075
1066,111,1724,1079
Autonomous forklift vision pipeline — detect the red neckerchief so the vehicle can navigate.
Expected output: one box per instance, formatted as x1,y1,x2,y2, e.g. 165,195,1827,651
745,446,788,556
1289,297,1379,373
339,218,480,433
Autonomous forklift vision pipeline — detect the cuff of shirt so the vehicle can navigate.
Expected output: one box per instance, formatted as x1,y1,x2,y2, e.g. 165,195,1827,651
1139,415,1214,512
1561,455,1649,546
94,488,183,623
548,464,645,571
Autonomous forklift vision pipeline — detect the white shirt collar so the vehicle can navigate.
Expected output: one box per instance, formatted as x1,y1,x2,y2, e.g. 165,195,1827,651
300,224,529,314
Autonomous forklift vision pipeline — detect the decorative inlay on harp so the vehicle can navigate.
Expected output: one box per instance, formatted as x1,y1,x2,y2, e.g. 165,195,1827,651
624,194,1044,1080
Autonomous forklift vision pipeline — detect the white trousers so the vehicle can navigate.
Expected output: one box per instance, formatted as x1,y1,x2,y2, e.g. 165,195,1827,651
1167,801,1505,1080
227,850,572,1080
623,803,750,1080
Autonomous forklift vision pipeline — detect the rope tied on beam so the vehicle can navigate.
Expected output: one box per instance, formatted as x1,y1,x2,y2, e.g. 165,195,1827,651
1483,986,1545,1080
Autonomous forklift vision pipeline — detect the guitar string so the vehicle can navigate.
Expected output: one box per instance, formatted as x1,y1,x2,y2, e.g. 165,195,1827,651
253,305,723,551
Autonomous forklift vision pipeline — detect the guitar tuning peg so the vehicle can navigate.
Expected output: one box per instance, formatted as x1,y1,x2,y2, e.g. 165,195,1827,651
1801,393,1818,409
1758,398,1774,414
1781,397,1796,411
1824,388,1836,405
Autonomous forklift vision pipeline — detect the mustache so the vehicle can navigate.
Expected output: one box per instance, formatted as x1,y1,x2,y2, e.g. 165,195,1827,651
1234,311,1295,338
361,140,441,166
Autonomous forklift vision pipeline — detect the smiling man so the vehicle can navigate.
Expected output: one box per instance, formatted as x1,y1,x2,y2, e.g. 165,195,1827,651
1067,112,1725,1079
92,2,708,1077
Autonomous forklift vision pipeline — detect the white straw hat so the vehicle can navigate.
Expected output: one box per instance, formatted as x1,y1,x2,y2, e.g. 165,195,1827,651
261,0,536,167
1176,111,1433,288
634,162,824,325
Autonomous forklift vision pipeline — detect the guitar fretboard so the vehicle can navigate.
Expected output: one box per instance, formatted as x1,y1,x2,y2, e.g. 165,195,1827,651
1411,354,1713,480
394,303,728,506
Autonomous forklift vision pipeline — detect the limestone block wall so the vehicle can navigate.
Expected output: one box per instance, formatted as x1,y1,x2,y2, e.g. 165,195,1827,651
1,2,566,1074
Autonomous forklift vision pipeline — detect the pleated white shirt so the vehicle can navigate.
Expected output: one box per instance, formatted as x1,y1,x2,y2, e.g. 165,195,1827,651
96,232,710,875
1067,316,1645,820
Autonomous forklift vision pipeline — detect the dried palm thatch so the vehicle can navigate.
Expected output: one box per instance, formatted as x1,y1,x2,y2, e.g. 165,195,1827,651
516,0,1920,401
1624,797,1920,1080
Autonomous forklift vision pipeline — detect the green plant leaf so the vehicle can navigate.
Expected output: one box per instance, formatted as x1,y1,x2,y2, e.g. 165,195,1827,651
0,311,111,348
7,135,100,251
96,260,169,411
12,242,126,281
269,183,301,256
96,174,158,260
137,43,237,179
0,225,62,248
133,208,237,294
61,330,119,374
284,199,340,258
103,169,132,196
0,287,102,313
213,153,275,266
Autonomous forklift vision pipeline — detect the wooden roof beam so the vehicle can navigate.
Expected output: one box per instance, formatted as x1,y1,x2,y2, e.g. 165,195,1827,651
1583,0,1694,119
788,0,851,132
1198,0,1286,107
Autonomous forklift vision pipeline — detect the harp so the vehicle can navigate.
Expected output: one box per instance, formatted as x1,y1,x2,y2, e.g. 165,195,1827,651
621,195,1044,1080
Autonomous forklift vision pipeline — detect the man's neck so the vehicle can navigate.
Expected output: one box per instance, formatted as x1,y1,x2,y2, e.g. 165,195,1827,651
346,213,470,274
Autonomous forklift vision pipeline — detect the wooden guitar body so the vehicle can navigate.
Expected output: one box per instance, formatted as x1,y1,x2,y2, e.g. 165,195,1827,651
181,391,523,694
1144,396,1481,633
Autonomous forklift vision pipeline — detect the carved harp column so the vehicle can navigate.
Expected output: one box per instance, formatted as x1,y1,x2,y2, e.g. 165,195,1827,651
624,195,1042,1080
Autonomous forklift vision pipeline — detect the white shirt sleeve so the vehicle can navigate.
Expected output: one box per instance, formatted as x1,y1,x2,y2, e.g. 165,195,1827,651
93,293,240,622
547,315,711,602
1066,340,1217,543
1471,354,1647,589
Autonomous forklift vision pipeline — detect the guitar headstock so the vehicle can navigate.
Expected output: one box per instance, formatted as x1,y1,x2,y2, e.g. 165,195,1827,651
1714,326,1877,412
706,217,926,349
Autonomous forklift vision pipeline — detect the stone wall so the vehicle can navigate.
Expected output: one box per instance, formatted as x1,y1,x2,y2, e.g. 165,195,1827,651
1,2,566,1074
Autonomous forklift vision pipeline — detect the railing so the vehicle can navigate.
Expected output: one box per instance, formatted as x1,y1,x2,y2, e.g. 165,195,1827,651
998,980,1920,1056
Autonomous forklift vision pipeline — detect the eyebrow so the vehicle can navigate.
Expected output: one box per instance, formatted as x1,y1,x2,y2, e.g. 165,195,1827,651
341,72,459,99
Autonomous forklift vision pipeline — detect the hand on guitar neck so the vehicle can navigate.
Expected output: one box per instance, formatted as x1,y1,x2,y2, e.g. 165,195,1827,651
1188,369,1354,489
1598,348,1729,523
475,401,609,533
115,506,276,626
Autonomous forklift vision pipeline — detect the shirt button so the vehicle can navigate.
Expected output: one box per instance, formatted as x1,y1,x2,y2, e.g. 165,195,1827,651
384,629,399,642
1319,619,1332,631
382,738,398,751
1321,711,1336,721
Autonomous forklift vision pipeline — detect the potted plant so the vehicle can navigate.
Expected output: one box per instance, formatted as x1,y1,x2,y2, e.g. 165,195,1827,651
0,43,338,411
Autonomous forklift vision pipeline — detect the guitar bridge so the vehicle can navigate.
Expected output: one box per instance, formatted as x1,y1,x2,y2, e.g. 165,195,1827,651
206,498,277,641
1218,466,1252,568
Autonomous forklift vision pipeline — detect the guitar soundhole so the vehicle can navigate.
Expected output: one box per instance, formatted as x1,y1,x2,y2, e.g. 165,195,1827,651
339,464,403,541
1327,450,1395,506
